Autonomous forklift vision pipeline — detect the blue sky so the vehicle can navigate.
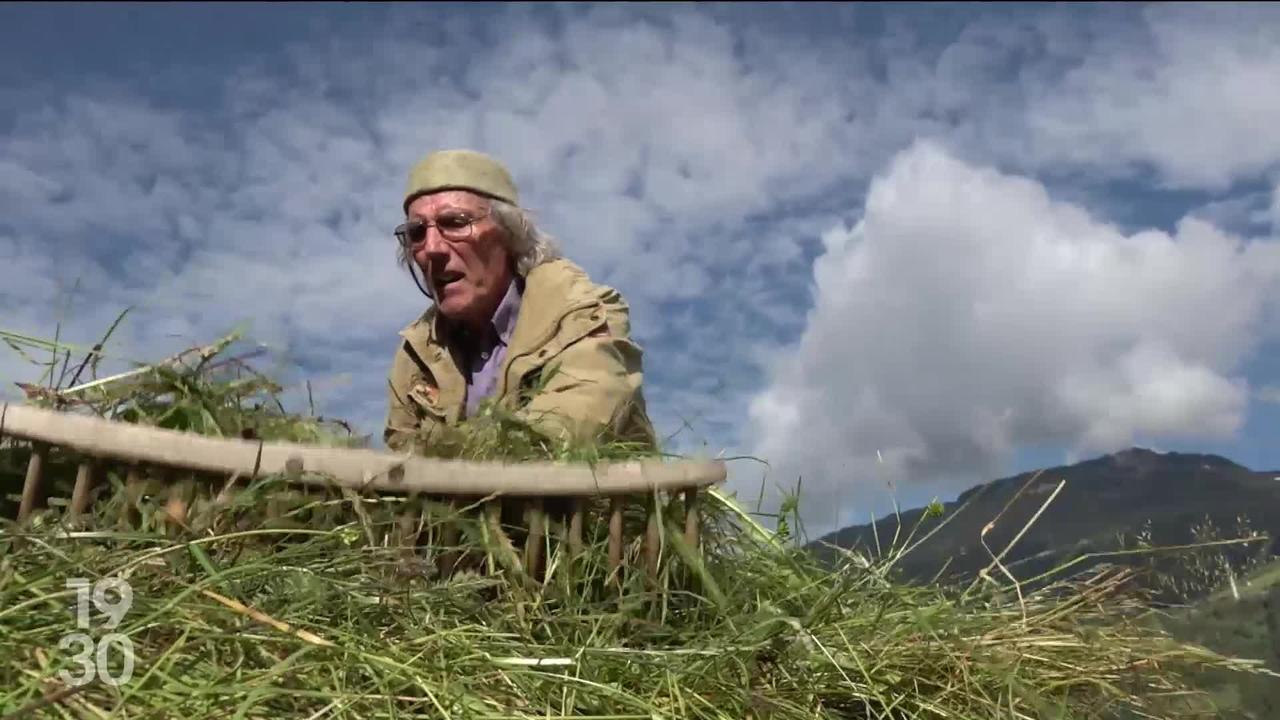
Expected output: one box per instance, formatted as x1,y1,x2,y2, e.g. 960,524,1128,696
2,3,1279,538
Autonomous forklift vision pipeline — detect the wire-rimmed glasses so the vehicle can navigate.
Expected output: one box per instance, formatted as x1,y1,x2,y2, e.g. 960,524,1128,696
394,210,491,249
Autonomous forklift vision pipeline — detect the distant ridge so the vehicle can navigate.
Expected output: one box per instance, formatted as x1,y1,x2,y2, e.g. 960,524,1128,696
812,447,1280,587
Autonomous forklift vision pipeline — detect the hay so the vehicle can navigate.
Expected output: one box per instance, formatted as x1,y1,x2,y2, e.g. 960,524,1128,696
0,329,1269,719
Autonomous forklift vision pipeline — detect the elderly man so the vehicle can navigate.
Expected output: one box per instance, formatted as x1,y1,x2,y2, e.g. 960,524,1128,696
383,149,656,453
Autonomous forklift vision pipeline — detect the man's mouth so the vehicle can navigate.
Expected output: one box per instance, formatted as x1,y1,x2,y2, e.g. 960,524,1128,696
436,271,464,288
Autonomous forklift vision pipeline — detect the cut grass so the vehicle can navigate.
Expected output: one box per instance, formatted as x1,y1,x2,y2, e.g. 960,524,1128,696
0,327,1274,719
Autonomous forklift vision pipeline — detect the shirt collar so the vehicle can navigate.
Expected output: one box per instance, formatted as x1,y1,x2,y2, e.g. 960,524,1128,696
490,274,523,347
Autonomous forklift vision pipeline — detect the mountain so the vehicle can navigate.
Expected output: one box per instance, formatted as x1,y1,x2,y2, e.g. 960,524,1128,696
810,447,1280,591
1154,558,1280,719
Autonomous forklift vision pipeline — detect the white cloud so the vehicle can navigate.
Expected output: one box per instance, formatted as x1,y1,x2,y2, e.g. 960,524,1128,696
744,140,1280,536
1272,184,1280,231
852,5,1280,192
1019,4,1280,189
1259,385,1280,406
1188,190,1277,237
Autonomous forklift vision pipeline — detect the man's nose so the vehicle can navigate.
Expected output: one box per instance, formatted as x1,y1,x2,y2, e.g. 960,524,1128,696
413,226,450,265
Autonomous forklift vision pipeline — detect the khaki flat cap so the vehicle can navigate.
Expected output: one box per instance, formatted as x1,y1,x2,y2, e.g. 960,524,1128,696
403,149,519,212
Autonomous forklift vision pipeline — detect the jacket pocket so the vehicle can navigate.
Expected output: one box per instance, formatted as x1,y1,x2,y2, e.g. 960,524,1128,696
407,378,448,421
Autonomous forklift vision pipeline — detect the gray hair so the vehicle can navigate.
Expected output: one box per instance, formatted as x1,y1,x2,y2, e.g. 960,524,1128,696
396,196,561,277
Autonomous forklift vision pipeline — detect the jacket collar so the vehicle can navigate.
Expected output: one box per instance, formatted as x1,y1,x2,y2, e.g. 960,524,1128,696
491,275,523,346
395,258,604,420
399,258,593,357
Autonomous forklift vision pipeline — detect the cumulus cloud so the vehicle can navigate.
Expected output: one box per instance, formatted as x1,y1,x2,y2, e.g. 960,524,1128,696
744,140,1280,536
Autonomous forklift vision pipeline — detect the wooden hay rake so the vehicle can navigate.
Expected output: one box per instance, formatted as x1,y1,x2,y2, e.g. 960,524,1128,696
1,402,727,583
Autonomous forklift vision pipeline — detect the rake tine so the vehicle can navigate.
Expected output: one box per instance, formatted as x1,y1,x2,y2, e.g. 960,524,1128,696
119,465,145,529
270,456,301,521
608,496,624,579
18,441,49,524
397,493,421,563
159,472,178,536
568,498,584,563
645,493,661,586
485,498,504,575
69,460,98,519
437,497,461,578
524,498,545,582
495,498,526,577
684,487,700,551
388,492,425,579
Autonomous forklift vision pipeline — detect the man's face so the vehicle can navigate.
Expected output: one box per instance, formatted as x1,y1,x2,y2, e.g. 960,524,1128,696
405,190,514,329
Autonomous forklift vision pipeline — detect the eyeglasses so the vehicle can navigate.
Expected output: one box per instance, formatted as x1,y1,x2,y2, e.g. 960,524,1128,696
394,210,490,248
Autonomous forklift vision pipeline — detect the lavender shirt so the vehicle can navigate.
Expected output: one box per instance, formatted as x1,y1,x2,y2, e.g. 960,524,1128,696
457,277,523,418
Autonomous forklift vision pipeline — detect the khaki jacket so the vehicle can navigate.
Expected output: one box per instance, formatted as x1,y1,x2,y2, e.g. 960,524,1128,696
384,258,656,452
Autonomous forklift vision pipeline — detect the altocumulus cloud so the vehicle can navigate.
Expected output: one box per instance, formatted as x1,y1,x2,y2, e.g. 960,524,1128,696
745,141,1280,538
1,5,890,441
1018,3,1280,190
